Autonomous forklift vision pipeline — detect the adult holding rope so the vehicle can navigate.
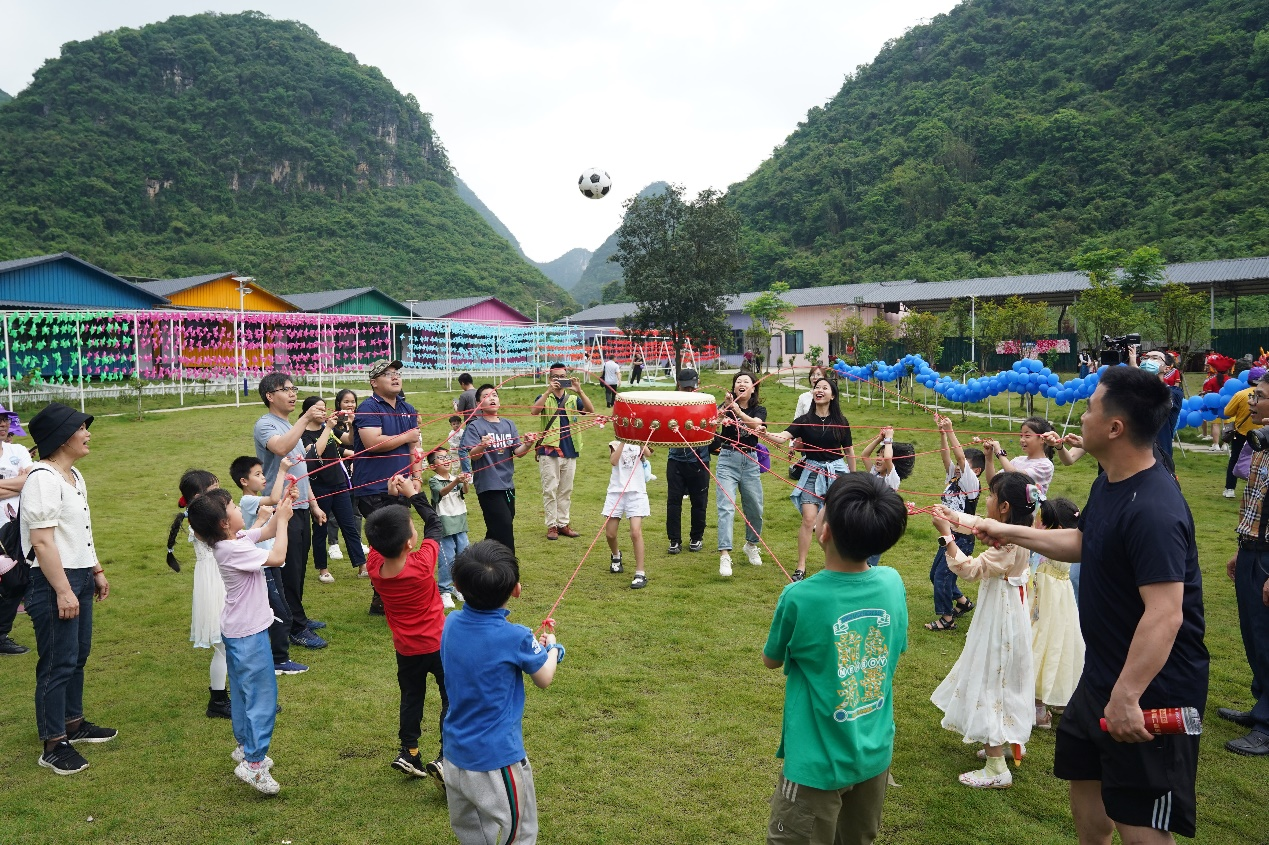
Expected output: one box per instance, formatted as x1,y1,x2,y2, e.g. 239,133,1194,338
766,376,856,581
351,359,425,616
713,372,767,578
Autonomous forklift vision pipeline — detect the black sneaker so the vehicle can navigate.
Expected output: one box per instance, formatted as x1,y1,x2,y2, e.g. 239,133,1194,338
688,540,704,552
0,635,30,655
668,542,682,555
609,552,623,574
391,749,427,777
369,594,386,615
39,740,89,775
425,756,446,790
206,695,232,720
66,721,117,745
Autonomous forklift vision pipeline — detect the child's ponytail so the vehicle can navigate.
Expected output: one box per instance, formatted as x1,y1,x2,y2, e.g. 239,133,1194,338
168,469,220,571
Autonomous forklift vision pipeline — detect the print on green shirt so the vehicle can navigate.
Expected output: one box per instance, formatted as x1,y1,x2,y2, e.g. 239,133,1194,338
832,610,892,723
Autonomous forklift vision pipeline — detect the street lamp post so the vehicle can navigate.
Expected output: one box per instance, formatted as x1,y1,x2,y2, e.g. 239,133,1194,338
232,276,254,407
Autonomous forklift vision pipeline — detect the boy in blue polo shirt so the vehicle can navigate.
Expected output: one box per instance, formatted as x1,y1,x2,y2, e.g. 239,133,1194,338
440,540,564,844
762,474,908,845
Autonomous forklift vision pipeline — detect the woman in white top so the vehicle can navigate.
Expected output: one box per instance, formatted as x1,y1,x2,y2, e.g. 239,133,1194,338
22,402,116,776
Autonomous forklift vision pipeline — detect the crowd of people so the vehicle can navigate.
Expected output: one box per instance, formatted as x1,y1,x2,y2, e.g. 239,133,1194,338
0,349,1265,845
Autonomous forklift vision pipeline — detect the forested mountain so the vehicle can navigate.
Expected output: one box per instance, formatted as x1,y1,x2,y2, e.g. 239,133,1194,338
570,181,670,307
727,0,1269,288
0,89,11,105
454,176,591,289
0,12,574,313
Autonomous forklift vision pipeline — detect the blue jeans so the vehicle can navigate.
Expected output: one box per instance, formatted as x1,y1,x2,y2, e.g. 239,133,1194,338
311,484,366,570
1234,548,1269,735
1070,562,1082,608
715,448,763,551
929,533,975,616
224,630,278,764
26,567,95,741
437,532,470,596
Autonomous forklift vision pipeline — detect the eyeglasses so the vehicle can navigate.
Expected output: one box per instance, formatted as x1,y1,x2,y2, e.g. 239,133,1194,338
1253,394,1269,403
271,386,298,395
375,370,401,378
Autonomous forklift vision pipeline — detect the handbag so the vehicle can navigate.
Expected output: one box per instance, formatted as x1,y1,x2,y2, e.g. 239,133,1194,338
1234,441,1253,480
756,443,771,473
1222,422,1236,445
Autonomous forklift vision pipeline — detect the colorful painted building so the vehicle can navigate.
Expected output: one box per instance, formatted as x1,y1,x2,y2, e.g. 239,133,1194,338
134,272,299,313
0,252,169,310
408,296,530,323
282,287,412,318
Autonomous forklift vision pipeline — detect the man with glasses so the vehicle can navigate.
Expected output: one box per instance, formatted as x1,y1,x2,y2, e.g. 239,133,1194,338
351,360,428,615
255,372,329,651
1221,379,1269,757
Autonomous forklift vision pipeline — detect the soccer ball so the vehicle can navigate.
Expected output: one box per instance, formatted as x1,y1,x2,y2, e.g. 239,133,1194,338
578,167,612,199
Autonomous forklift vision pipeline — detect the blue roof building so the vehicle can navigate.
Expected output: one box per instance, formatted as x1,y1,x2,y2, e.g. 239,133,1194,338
0,253,169,310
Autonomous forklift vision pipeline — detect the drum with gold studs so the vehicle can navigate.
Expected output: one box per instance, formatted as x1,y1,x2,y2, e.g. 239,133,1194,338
611,390,717,447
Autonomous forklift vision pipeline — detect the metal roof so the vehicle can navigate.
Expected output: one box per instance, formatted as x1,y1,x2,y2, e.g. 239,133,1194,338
565,255,1269,320
135,272,239,297
0,252,170,307
282,287,378,311
407,296,499,318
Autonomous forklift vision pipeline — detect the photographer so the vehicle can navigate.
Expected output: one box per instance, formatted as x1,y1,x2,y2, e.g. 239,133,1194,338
531,362,595,541
1222,377,1269,757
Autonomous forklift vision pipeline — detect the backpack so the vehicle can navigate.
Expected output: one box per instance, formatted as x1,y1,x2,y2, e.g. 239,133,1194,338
0,466,55,600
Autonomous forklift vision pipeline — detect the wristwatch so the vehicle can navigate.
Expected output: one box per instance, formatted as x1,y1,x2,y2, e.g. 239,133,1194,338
937,535,954,548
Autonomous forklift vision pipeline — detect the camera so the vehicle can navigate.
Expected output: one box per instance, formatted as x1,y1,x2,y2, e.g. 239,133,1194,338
1100,333,1141,366
1248,426,1269,452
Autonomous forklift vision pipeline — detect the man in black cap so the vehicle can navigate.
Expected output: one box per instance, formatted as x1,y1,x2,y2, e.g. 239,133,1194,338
665,368,711,555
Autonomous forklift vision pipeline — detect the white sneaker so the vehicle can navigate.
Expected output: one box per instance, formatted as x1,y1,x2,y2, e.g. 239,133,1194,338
327,545,343,560
231,746,274,768
441,592,455,610
318,570,335,584
357,567,370,579
743,542,762,566
1224,488,1237,498
958,764,1012,789
235,760,280,794
719,552,733,577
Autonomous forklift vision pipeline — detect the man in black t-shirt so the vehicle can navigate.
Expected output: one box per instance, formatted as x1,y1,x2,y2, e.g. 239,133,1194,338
973,366,1208,842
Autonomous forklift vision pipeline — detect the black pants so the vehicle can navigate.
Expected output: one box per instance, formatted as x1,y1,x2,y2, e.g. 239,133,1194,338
1227,431,1249,490
311,484,366,570
397,649,448,754
281,513,312,634
0,588,24,639
667,458,709,545
264,567,292,664
477,489,517,554
631,364,643,384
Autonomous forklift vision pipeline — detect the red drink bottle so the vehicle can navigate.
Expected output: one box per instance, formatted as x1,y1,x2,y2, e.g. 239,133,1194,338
1099,707,1202,736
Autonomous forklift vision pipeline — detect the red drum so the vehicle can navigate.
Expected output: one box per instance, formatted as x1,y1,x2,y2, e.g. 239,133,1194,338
612,390,717,447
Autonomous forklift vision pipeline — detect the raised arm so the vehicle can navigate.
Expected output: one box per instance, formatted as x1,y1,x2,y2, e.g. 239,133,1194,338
262,497,294,566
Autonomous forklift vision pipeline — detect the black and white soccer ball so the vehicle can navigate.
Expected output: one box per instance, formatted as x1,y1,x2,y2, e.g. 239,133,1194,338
578,167,612,199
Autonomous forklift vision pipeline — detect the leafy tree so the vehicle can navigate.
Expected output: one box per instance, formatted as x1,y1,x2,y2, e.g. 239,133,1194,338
742,281,796,372
613,184,743,378
1155,283,1209,354
860,318,895,360
1072,249,1136,352
899,310,944,365
601,279,625,304
1121,247,1166,293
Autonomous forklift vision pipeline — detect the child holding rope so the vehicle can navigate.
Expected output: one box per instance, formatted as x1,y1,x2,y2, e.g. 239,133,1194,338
858,426,916,567
1030,497,1084,730
981,415,1055,494
926,414,984,631
762,473,908,843
929,472,1039,789
166,469,231,720
441,540,565,844
603,440,653,589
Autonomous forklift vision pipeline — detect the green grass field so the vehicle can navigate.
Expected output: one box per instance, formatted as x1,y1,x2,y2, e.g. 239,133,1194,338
0,370,1262,844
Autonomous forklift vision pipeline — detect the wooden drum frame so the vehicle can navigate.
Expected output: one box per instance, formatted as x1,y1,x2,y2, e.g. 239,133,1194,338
611,390,717,447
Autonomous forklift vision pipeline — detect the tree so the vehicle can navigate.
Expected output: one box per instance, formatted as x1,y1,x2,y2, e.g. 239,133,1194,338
861,318,895,361
900,310,944,365
1071,249,1136,352
1121,246,1166,294
1155,283,1208,354
742,281,796,372
613,185,743,378
601,279,625,304
944,298,973,339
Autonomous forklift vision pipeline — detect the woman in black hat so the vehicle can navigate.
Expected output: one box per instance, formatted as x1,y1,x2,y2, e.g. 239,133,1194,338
22,402,115,775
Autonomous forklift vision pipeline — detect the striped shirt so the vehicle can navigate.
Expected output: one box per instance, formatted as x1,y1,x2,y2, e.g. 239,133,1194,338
1236,449,1269,540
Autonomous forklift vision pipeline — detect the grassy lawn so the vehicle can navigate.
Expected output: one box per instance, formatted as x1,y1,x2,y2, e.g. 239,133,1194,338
0,369,1261,844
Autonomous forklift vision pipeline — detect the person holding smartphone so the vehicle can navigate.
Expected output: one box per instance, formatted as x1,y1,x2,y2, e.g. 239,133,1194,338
530,363,595,541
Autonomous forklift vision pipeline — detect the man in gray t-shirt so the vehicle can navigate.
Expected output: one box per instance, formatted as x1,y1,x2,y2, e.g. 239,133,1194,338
454,372,477,417
253,372,328,650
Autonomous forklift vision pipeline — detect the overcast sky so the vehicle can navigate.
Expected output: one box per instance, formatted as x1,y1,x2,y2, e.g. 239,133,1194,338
1,1,960,264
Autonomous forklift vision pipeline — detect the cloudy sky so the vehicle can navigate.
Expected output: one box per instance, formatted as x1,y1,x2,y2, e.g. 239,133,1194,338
1,0,960,263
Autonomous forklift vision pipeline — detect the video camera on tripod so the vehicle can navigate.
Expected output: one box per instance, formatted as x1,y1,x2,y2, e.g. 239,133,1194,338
1100,334,1141,366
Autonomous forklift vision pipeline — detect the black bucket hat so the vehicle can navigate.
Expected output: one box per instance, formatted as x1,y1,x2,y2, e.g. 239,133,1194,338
28,402,93,459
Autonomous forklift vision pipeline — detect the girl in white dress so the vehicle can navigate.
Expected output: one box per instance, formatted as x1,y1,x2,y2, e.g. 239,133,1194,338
930,471,1041,789
1031,497,1085,729
166,469,230,719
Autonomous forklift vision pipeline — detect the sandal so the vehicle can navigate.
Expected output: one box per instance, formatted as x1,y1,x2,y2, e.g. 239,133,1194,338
1035,709,1053,729
953,598,975,617
630,573,647,589
924,617,957,631
790,569,805,582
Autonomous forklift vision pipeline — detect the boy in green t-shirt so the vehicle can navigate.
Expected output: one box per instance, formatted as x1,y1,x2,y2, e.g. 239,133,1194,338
762,473,909,845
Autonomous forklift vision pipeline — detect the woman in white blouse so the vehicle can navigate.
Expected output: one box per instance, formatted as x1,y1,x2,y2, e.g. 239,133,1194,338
22,402,115,776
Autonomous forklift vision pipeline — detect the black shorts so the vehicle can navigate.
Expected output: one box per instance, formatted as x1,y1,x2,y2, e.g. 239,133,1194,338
1054,682,1199,838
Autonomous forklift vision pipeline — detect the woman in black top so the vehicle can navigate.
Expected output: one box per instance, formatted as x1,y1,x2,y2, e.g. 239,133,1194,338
300,396,366,582
713,372,768,576
766,377,856,580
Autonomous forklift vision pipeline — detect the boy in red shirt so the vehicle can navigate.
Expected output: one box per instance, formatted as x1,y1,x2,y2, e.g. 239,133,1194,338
365,473,448,787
